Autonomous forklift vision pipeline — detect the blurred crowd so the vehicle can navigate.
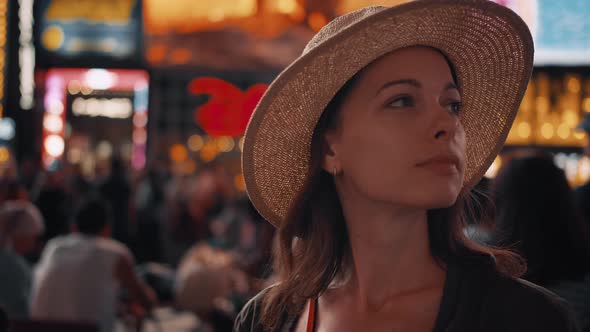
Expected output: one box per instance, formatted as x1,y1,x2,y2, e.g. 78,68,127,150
0,148,590,331
0,156,274,331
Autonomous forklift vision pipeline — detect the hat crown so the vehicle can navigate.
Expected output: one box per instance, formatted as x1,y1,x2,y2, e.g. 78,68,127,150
303,6,386,55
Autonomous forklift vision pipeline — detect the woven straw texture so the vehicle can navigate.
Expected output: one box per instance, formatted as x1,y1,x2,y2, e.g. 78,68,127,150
242,0,534,227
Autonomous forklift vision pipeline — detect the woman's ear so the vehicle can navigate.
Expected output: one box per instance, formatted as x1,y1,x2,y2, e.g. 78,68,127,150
321,130,341,174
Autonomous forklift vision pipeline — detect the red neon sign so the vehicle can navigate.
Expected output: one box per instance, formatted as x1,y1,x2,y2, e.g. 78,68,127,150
189,77,268,137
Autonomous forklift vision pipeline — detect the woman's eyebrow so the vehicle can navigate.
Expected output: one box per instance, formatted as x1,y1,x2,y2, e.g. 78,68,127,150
376,79,421,96
444,82,459,92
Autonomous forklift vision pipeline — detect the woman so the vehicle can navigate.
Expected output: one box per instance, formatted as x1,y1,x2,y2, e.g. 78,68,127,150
235,1,577,331
0,201,44,319
492,153,590,329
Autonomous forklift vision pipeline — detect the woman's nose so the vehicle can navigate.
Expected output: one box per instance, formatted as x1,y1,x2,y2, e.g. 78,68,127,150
432,105,459,140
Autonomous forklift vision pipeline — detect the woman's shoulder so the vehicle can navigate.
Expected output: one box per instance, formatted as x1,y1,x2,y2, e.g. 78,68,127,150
474,265,580,331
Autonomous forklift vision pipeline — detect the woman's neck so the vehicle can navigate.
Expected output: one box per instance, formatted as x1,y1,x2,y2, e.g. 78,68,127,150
337,195,445,313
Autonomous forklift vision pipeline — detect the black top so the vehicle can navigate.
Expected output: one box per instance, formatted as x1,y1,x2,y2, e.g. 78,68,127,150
234,261,580,331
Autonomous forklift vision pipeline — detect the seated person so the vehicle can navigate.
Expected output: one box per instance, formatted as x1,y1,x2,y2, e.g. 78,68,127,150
30,197,156,332
175,243,248,332
0,201,44,319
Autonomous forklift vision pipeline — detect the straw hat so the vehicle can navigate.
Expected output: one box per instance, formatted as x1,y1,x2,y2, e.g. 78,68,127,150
243,0,534,227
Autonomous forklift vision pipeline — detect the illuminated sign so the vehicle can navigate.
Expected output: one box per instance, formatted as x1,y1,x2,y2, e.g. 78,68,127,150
41,68,149,170
71,97,133,119
34,0,142,65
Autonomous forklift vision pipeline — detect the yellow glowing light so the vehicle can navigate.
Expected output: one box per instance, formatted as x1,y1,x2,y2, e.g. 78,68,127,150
234,174,246,191
239,136,245,152
170,144,188,163
41,25,64,51
200,143,218,162
67,80,81,95
485,156,502,179
276,0,298,14
583,98,590,113
536,97,549,111
541,123,554,139
188,135,204,151
574,131,586,140
216,136,235,152
563,111,578,127
144,0,257,33
557,124,570,140
208,8,225,22
80,86,93,95
0,146,9,163
517,122,531,138
567,77,581,93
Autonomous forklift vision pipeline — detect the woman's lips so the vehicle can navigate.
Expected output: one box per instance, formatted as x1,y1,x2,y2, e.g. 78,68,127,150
416,155,460,176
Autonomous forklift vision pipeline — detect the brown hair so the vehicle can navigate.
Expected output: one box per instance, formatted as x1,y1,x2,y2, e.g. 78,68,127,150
260,67,525,331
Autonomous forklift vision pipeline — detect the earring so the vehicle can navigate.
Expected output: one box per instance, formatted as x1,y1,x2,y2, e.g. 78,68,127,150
332,166,339,177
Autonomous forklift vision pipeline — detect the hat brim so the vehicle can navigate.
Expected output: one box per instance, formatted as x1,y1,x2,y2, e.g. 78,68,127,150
243,0,534,227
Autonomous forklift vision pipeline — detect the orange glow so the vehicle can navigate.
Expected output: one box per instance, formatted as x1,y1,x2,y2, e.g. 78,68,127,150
170,144,188,163
170,48,191,64
307,12,328,31
146,45,168,63
337,0,411,14
200,143,219,162
144,0,257,34
0,146,9,163
234,174,246,191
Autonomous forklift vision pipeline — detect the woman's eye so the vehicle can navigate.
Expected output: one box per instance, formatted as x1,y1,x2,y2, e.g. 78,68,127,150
447,101,463,115
387,96,414,108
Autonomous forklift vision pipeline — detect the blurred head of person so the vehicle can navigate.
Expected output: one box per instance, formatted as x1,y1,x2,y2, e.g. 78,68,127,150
175,244,242,319
491,153,590,285
0,201,44,255
72,197,113,238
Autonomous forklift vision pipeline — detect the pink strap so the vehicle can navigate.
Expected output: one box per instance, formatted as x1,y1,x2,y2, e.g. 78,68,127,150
306,298,316,332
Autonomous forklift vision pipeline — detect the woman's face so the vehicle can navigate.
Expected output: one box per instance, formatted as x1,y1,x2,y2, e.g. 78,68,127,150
325,46,466,209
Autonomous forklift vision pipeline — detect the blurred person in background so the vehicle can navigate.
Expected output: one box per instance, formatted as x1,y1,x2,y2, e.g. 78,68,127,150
491,153,590,330
0,158,29,203
17,156,41,195
175,243,248,332
98,157,132,246
0,180,28,204
31,197,156,332
33,169,69,242
210,196,274,282
135,166,166,263
0,201,44,319
165,171,225,266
